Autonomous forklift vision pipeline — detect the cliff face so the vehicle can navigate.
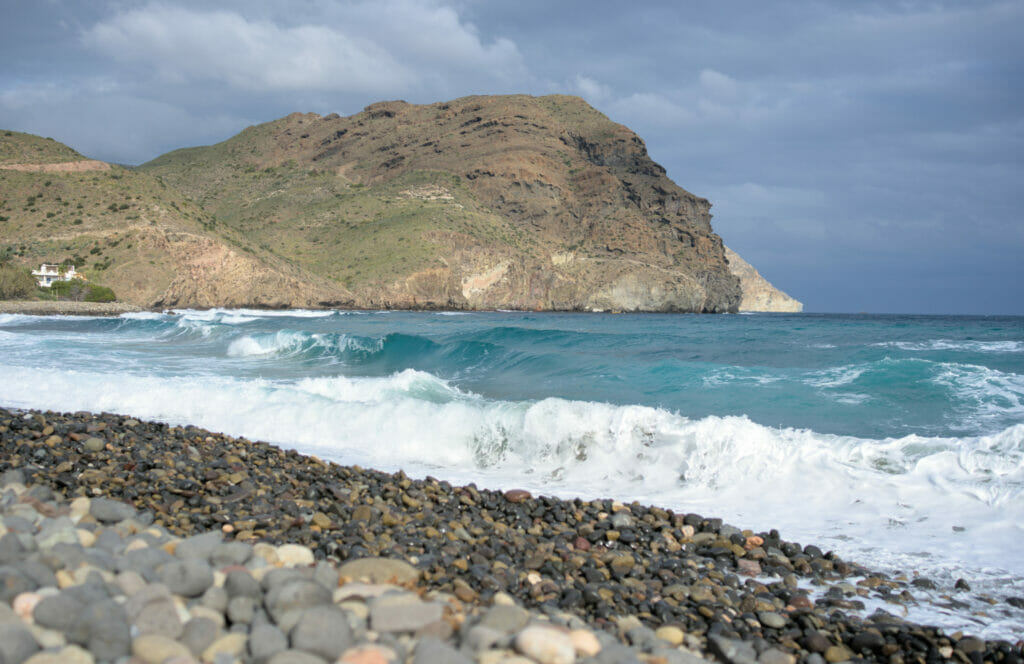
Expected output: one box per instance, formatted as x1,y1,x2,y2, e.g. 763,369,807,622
724,247,803,312
143,95,741,312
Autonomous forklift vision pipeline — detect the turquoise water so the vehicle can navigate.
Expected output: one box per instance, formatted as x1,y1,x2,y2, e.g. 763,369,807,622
1,310,1023,637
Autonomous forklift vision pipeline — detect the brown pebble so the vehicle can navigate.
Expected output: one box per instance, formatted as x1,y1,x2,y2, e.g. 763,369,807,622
504,489,531,503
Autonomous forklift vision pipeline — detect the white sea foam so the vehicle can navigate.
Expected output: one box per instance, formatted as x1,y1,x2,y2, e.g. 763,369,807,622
702,368,783,387
225,331,381,359
876,339,1024,353
804,365,867,388
0,313,32,326
2,362,1022,600
932,362,1024,422
225,332,299,358
171,308,338,320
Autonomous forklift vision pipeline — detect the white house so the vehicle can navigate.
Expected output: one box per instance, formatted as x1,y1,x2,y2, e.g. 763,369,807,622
31,263,83,288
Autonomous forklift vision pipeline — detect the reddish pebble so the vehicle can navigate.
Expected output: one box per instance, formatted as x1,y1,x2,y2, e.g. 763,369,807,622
745,535,764,550
573,536,591,551
504,489,532,503
789,594,814,610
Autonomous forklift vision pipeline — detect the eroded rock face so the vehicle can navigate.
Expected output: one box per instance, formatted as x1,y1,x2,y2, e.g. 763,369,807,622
724,247,803,312
144,95,743,312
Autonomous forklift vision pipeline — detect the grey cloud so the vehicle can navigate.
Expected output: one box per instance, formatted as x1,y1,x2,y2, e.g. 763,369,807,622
79,1,530,97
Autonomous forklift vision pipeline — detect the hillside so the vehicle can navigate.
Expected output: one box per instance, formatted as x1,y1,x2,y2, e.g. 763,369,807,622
0,130,86,165
142,95,741,312
0,131,344,308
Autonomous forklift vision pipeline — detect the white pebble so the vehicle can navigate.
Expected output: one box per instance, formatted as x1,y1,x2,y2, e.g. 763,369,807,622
515,625,575,664
276,543,314,567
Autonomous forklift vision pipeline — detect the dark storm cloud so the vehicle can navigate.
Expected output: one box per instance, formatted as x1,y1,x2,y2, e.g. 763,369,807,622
2,0,1021,313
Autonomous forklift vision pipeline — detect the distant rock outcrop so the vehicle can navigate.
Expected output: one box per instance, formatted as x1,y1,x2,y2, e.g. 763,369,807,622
724,247,803,312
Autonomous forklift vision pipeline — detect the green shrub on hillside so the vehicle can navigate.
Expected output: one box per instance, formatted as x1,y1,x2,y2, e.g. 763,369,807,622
50,280,117,302
49,280,86,300
0,264,37,299
84,284,116,302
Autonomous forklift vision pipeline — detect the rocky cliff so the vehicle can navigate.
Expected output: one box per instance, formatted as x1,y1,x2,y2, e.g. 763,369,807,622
143,95,741,312
724,247,803,312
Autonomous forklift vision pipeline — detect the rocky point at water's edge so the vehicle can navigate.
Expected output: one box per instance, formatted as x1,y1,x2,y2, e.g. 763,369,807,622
1,406,1022,664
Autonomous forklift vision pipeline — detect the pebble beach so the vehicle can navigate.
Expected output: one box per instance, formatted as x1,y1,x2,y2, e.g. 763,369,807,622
0,301,144,316
1,406,1022,664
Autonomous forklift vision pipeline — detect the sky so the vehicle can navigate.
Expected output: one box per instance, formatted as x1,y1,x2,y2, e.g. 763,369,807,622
2,1,1022,314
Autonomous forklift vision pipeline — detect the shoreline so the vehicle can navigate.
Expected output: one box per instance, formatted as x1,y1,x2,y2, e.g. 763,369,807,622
0,299,144,316
2,405,1021,662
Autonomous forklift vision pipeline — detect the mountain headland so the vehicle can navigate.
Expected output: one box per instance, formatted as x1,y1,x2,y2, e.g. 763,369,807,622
2,96,799,312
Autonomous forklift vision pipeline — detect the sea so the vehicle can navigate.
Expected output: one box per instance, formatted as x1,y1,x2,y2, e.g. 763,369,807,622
1,309,1022,640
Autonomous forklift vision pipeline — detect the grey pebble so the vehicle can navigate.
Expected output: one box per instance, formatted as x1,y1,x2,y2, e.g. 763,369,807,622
201,585,230,612
0,470,25,487
66,598,131,661
464,624,506,652
709,635,758,664
249,623,288,662
0,602,19,625
758,611,787,629
130,589,184,639
175,531,223,561
369,594,443,633
63,578,111,605
13,558,56,587
40,542,84,570
33,593,84,631
0,565,35,603
227,595,258,625
289,605,354,660
225,569,263,600
626,624,661,651
119,546,174,574
0,534,28,565
212,541,253,567
34,517,78,549
479,603,530,633
413,635,473,664
266,650,328,664
89,497,136,523
93,528,127,554
181,616,221,656
157,558,214,597
264,579,332,625
261,568,307,592
590,640,645,664
610,511,634,529
0,622,40,664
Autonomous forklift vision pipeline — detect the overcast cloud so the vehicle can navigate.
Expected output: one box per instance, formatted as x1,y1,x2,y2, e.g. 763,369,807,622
2,0,1022,313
